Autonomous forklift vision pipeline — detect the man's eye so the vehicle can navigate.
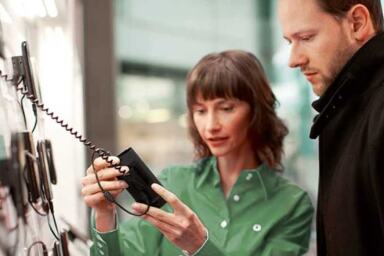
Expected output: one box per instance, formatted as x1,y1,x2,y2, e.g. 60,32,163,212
301,35,313,41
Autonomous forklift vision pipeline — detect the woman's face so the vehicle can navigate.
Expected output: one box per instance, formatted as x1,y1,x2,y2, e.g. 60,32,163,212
192,96,252,158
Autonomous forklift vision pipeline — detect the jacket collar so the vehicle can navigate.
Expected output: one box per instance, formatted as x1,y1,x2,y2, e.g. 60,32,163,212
310,32,384,139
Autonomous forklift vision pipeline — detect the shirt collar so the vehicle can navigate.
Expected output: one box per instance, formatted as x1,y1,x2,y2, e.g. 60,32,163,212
196,156,278,201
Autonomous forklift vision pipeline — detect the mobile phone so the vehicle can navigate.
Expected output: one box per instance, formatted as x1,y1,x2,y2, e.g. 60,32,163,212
22,132,40,203
36,140,53,202
10,133,28,221
117,148,166,208
44,139,57,184
21,41,39,99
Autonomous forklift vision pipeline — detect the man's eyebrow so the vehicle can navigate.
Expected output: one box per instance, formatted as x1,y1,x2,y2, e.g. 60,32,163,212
284,30,317,41
283,36,292,42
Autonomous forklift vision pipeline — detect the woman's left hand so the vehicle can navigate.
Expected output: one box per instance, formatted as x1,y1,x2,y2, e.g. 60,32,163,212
132,183,207,255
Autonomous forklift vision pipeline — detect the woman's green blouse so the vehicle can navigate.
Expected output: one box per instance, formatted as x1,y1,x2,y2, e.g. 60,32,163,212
91,157,314,256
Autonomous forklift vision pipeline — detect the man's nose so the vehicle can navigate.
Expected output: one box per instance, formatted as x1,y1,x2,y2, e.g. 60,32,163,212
288,45,308,68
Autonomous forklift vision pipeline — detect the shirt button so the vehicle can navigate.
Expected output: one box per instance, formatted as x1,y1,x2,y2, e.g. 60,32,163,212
253,224,262,232
233,195,240,202
220,220,228,229
246,173,253,180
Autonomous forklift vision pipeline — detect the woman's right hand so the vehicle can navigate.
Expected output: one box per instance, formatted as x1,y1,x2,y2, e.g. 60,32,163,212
81,156,129,232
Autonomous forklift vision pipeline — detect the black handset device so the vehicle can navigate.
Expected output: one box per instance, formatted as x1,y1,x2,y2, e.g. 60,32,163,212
21,41,38,100
9,41,166,213
117,148,166,208
22,131,40,203
9,133,28,221
44,139,57,184
36,140,53,202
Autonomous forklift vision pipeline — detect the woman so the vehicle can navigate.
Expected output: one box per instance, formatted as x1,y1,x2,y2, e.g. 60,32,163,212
81,50,314,256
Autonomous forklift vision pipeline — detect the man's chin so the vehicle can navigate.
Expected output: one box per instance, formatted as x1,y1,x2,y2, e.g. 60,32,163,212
310,82,328,97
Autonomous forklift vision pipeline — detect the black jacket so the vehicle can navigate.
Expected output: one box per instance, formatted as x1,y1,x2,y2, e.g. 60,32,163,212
310,32,384,256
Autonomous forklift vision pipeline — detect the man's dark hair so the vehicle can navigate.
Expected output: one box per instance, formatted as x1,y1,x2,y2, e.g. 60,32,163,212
317,0,384,32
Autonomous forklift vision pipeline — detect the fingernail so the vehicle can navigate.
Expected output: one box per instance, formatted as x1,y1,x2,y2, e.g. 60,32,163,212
120,181,128,187
119,166,129,174
108,156,120,165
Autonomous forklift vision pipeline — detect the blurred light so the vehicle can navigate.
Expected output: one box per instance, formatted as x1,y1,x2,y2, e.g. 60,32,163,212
118,106,133,119
11,0,51,18
27,0,47,18
0,3,12,23
44,0,58,17
178,113,188,128
8,0,24,17
39,25,71,106
146,109,171,123
273,44,291,66
135,101,150,114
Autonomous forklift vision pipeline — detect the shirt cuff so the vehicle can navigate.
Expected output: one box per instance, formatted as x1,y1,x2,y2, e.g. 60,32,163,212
181,229,209,256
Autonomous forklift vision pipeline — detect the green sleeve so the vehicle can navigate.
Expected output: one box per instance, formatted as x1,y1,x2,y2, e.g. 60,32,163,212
89,169,173,256
194,238,225,256
261,193,314,256
90,215,165,256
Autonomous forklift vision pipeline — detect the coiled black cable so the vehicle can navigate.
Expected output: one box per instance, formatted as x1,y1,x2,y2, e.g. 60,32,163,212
1,70,149,216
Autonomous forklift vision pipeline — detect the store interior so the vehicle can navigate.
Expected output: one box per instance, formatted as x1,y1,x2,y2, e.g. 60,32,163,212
3,0,376,254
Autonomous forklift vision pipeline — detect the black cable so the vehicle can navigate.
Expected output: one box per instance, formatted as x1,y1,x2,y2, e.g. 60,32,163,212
28,199,47,216
47,211,59,241
91,151,150,216
27,240,48,256
49,202,60,236
12,80,127,174
4,71,151,217
23,150,59,240
23,169,47,217
42,184,60,240
31,114,38,133
20,94,28,128
22,152,48,217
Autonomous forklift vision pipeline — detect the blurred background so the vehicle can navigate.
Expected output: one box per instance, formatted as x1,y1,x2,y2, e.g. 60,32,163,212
113,0,319,253
1,0,382,255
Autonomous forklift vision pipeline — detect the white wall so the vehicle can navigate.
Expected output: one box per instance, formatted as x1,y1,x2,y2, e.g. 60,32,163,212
0,0,87,253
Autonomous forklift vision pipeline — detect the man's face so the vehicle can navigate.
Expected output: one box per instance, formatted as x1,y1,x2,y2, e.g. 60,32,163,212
278,0,358,96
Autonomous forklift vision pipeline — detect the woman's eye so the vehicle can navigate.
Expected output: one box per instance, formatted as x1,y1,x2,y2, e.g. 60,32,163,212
194,109,206,114
221,106,234,112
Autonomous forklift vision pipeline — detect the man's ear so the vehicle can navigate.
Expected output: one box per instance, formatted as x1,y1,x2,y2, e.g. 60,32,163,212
346,4,376,42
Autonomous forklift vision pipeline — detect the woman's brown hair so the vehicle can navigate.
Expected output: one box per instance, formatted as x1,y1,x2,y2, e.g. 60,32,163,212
186,50,288,170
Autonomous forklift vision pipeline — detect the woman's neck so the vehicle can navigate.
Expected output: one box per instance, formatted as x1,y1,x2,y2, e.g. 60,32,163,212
216,148,260,197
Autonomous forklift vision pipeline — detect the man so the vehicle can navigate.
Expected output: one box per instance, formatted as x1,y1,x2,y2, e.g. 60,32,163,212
278,0,384,255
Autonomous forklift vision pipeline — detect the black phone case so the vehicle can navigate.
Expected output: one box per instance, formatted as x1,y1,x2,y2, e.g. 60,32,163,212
37,140,53,201
44,139,57,185
117,148,166,208
22,132,40,203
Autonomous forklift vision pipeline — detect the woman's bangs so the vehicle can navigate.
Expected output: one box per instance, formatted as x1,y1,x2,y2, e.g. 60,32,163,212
190,65,244,102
